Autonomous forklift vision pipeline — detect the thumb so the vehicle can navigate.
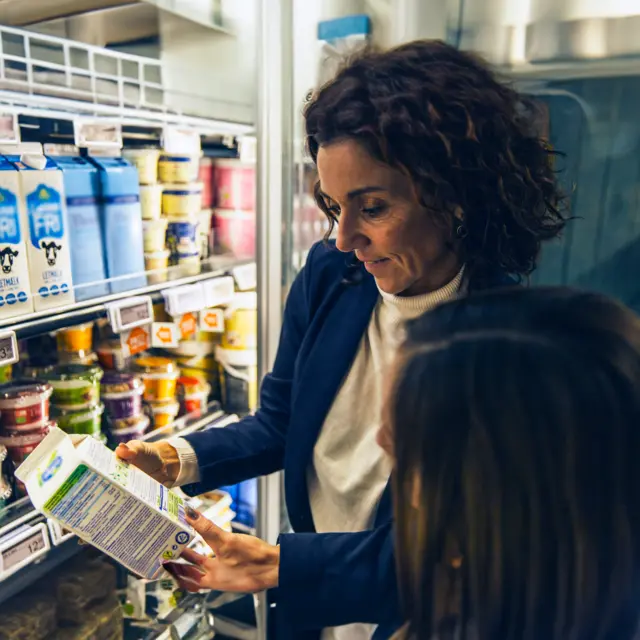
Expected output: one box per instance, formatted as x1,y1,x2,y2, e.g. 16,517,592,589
185,507,229,552
116,440,149,461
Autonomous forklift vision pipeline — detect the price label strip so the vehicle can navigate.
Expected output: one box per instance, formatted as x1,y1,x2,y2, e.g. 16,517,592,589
232,263,257,291
203,276,235,309
174,312,198,341
0,522,50,579
0,331,19,367
199,308,224,333
162,283,206,317
74,119,123,149
107,296,154,333
151,322,180,349
120,324,152,357
47,519,75,546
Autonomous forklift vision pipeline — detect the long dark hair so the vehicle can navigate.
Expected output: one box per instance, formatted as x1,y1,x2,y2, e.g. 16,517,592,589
390,288,640,639
304,40,567,286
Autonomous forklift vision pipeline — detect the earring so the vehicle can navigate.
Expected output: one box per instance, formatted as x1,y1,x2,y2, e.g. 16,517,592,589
455,224,468,239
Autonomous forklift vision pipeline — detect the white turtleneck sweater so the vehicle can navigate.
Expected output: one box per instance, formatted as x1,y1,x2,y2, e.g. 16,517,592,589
170,268,465,640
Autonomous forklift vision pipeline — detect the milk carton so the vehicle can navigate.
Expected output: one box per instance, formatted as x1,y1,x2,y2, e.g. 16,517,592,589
89,156,146,293
15,427,194,580
52,156,109,301
1,145,75,310
0,157,34,318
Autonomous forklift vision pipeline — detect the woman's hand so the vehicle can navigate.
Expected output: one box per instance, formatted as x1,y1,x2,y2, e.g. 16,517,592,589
164,508,280,594
115,440,181,486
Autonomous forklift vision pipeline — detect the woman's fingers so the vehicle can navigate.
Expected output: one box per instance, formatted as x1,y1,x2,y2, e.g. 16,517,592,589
164,562,207,592
185,508,231,555
179,547,208,567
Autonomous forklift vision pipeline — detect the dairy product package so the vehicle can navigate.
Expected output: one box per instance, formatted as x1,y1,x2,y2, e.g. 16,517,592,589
15,427,194,580
52,156,109,301
1,145,75,310
89,156,146,293
0,157,34,318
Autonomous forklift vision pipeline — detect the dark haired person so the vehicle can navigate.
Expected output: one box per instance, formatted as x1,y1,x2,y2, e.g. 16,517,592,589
120,40,566,639
381,287,640,640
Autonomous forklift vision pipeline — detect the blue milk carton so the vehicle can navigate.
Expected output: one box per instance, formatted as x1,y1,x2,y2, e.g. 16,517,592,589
0,157,34,318
52,156,109,301
3,149,75,311
88,157,146,293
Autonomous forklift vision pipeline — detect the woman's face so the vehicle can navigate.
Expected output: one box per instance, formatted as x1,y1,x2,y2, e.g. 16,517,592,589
317,139,460,296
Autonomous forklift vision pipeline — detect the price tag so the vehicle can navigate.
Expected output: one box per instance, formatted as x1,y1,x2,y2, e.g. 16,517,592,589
162,126,201,155
151,322,180,348
74,119,123,149
199,308,224,333
107,296,154,333
203,276,235,308
232,263,257,291
0,523,50,578
47,519,75,546
0,113,20,144
162,283,206,317
120,325,152,357
175,312,198,341
0,331,18,367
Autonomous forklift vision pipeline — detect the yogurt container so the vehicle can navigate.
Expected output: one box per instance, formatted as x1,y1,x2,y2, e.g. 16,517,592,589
51,403,104,436
108,415,150,446
122,148,160,185
142,218,168,252
0,380,52,428
101,373,144,419
45,365,104,409
150,400,180,429
176,252,201,277
0,422,52,464
56,322,94,353
166,218,199,256
178,378,210,417
133,356,179,402
162,183,202,217
139,184,163,220
144,249,170,284
158,155,199,184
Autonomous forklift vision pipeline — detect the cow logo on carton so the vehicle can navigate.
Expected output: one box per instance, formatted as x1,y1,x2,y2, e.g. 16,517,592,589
27,185,65,264
0,187,21,274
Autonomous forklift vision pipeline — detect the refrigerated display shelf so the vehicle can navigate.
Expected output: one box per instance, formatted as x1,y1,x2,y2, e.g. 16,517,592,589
0,256,253,339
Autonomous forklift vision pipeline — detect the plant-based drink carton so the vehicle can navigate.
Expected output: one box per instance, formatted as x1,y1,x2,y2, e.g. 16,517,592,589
0,157,34,318
51,156,109,301
15,427,194,580
0,145,75,310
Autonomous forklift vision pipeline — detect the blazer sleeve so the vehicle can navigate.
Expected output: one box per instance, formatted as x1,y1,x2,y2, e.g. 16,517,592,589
179,244,317,497
275,524,400,630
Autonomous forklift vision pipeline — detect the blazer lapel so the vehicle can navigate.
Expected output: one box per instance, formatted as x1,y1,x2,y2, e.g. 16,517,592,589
284,273,379,533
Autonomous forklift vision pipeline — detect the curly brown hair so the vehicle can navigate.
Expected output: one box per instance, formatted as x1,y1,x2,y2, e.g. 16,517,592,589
304,39,567,284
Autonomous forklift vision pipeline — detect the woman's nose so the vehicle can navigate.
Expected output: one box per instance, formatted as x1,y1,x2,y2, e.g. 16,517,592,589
335,211,368,253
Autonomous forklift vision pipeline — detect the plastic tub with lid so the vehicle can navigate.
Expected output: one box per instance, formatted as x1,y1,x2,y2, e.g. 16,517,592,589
52,403,104,436
0,380,52,429
145,249,170,284
133,356,179,402
109,415,150,446
0,422,52,464
178,377,210,417
166,218,200,256
44,364,104,409
56,322,94,353
162,183,203,217
213,159,256,210
213,209,255,258
139,184,163,220
176,252,201,277
150,400,180,429
158,155,199,184
122,148,160,185
222,292,257,351
142,218,169,252
101,373,144,419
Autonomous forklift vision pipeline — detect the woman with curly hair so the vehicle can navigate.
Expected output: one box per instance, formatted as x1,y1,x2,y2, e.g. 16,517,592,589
120,40,567,639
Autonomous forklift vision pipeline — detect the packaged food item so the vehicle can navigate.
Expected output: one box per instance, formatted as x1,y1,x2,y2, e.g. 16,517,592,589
0,422,53,464
56,322,94,353
198,157,214,208
45,365,104,409
213,159,256,210
139,183,163,220
216,346,257,414
51,403,104,436
57,351,98,366
16,427,194,579
122,148,160,185
0,156,34,318
197,208,213,258
158,155,199,184
162,183,203,217
213,208,255,258
178,377,210,417
222,292,257,350
176,252,201,276
2,146,75,310
89,156,146,294
108,415,150,445
0,591,57,640
166,217,199,257
52,156,109,301
144,249,170,284
150,400,180,429
0,380,52,429
133,356,179,402
142,217,168,252
101,373,144,419
96,340,129,371
56,596,123,640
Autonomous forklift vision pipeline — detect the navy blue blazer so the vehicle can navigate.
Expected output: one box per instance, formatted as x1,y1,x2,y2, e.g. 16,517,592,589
182,241,513,639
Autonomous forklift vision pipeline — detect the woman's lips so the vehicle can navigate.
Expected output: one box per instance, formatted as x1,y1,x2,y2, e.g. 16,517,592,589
363,257,391,274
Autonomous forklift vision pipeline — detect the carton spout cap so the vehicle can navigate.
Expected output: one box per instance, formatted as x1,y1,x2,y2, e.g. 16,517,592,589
20,154,48,170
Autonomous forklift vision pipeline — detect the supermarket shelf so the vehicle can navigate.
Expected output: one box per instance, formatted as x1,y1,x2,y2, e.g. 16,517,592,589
0,255,253,339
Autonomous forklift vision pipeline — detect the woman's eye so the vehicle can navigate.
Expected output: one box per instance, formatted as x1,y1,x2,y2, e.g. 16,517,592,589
362,205,386,218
